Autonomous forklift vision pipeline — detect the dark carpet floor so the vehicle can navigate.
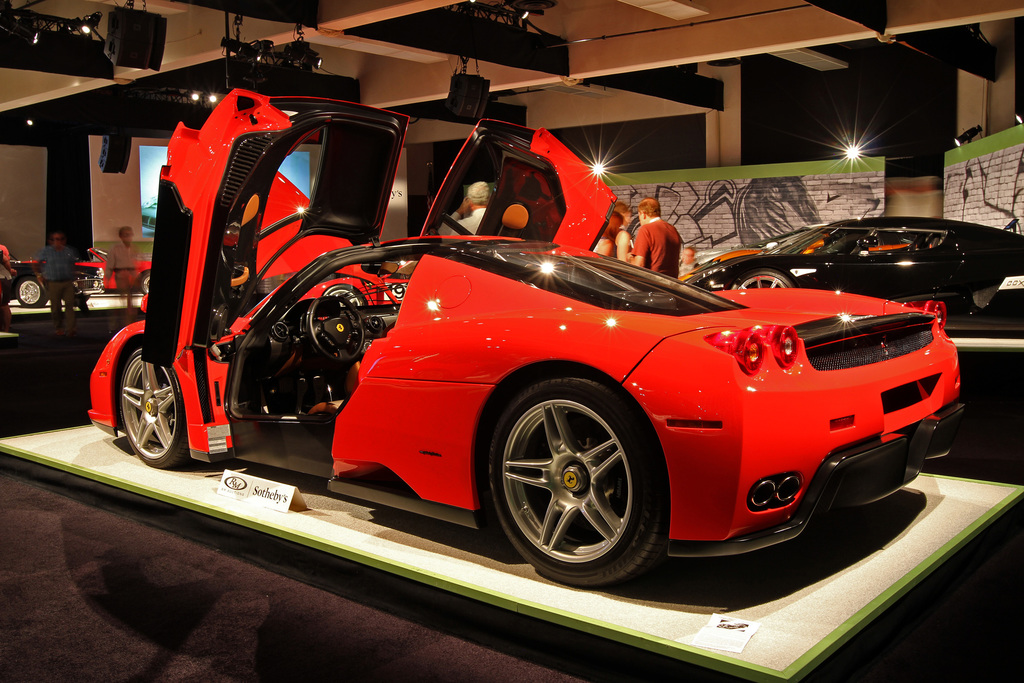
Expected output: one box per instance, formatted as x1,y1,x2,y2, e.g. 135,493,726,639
1,313,1022,681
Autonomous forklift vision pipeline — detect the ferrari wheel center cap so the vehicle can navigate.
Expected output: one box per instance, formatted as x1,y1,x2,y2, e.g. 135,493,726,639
145,400,154,414
561,464,588,494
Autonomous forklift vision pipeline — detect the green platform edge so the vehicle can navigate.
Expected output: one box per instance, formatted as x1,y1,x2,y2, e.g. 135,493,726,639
2,434,1021,683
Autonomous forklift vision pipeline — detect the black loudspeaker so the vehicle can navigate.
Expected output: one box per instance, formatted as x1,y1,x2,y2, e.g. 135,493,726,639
104,7,167,70
445,74,490,119
99,135,131,174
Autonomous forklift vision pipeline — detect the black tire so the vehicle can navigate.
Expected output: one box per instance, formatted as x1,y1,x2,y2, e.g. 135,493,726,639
489,377,669,587
118,347,191,468
15,276,47,307
733,268,795,289
136,270,151,295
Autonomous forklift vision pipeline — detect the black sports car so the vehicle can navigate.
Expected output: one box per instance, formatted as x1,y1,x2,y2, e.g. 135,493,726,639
685,217,1024,336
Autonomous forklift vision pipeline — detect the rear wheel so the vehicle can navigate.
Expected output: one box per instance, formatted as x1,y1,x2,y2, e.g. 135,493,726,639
733,268,794,289
489,378,668,587
119,348,191,468
15,276,47,307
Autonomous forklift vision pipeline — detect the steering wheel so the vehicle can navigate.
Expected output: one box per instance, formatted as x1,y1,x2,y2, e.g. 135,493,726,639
305,295,364,363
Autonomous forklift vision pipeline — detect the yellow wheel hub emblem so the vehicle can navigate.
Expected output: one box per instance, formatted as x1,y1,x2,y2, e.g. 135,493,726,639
145,400,153,413
563,471,578,488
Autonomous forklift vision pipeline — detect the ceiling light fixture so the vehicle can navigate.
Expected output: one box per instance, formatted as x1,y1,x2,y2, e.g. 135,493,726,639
954,124,982,147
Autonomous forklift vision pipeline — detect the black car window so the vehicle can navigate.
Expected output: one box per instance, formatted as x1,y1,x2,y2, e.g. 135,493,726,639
453,242,743,316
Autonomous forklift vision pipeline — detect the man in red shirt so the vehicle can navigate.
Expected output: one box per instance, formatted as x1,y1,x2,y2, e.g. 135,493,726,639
629,197,681,277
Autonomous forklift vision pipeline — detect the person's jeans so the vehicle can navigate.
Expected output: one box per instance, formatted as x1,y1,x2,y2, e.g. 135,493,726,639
47,280,75,333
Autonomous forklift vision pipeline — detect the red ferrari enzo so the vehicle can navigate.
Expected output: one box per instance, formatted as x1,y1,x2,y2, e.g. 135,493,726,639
89,91,963,586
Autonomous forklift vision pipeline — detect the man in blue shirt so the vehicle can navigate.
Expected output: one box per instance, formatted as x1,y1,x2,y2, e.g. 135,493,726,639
33,231,80,336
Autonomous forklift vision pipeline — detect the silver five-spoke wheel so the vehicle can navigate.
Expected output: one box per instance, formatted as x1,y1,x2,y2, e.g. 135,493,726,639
490,378,668,587
502,399,632,564
119,348,190,468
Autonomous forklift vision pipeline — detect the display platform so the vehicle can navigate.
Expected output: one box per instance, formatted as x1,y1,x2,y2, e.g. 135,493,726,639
2,426,1021,682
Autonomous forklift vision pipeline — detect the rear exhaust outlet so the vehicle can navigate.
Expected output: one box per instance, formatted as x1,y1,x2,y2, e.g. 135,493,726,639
748,472,804,510
776,475,802,502
750,479,777,508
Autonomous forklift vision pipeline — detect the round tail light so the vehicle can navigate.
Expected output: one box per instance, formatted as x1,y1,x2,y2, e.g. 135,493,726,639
769,325,799,369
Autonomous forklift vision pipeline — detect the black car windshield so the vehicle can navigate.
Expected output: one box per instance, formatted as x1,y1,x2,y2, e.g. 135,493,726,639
452,241,743,316
768,227,870,255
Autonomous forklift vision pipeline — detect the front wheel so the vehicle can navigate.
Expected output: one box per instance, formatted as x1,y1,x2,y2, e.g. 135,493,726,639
136,270,151,294
489,378,669,587
15,276,47,307
118,348,191,468
733,268,795,289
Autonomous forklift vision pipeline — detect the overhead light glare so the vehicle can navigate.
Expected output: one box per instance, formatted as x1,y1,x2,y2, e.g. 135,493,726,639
844,145,862,160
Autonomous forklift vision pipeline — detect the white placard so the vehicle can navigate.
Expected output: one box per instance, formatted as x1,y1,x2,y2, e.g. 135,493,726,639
999,275,1024,290
690,614,761,653
217,469,307,513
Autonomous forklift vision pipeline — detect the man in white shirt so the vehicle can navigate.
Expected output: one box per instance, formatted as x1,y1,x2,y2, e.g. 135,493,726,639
107,226,139,328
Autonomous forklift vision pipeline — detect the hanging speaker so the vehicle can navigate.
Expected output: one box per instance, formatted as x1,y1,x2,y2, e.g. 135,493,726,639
445,74,490,119
99,135,131,174
104,7,167,70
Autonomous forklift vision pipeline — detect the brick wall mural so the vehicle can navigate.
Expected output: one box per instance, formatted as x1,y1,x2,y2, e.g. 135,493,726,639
944,141,1024,233
610,170,885,254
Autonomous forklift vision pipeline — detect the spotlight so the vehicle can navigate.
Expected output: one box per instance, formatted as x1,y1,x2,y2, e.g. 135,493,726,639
954,125,982,147
1017,114,1022,125
844,145,862,160
282,40,322,70
79,12,102,35
190,91,200,101
221,36,261,60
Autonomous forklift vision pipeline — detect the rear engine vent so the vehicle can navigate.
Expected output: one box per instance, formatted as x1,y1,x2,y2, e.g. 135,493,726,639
881,373,941,414
806,328,933,372
219,135,273,208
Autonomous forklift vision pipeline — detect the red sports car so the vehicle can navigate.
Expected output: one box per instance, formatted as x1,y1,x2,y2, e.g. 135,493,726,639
88,91,963,586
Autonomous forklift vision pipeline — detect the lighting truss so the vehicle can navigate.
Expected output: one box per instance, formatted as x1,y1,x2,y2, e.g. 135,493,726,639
0,3,104,45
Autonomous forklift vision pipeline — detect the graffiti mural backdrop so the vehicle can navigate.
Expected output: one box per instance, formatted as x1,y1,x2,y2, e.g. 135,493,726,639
611,171,885,255
944,141,1024,234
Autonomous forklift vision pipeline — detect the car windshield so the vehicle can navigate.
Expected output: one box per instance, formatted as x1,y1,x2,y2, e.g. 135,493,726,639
769,227,871,255
452,242,743,316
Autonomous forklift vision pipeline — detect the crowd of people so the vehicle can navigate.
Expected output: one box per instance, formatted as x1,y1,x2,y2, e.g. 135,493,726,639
596,196,698,279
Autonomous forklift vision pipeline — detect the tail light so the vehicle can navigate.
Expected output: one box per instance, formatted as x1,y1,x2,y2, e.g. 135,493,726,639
905,299,947,329
705,325,800,375
768,325,799,369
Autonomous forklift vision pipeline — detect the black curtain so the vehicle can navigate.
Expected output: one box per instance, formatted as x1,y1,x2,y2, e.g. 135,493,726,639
46,134,93,252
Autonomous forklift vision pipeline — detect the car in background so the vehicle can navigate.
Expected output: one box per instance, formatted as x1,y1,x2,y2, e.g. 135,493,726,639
690,225,815,268
9,255,104,308
88,247,153,294
88,91,962,587
685,217,1024,336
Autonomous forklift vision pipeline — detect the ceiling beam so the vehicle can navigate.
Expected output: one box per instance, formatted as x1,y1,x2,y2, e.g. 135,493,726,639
588,67,723,111
346,8,569,76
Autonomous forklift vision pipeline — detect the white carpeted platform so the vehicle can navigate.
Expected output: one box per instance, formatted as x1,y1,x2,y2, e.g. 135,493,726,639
2,426,1020,681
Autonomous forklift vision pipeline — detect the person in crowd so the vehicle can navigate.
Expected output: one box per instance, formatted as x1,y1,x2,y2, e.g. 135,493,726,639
679,245,698,275
456,181,491,232
629,197,681,277
0,241,13,332
614,200,633,236
33,231,80,337
595,210,631,261
107,226,139,329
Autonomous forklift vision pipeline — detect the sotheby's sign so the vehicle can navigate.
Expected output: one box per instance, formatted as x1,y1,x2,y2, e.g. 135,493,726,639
217,469,307,513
